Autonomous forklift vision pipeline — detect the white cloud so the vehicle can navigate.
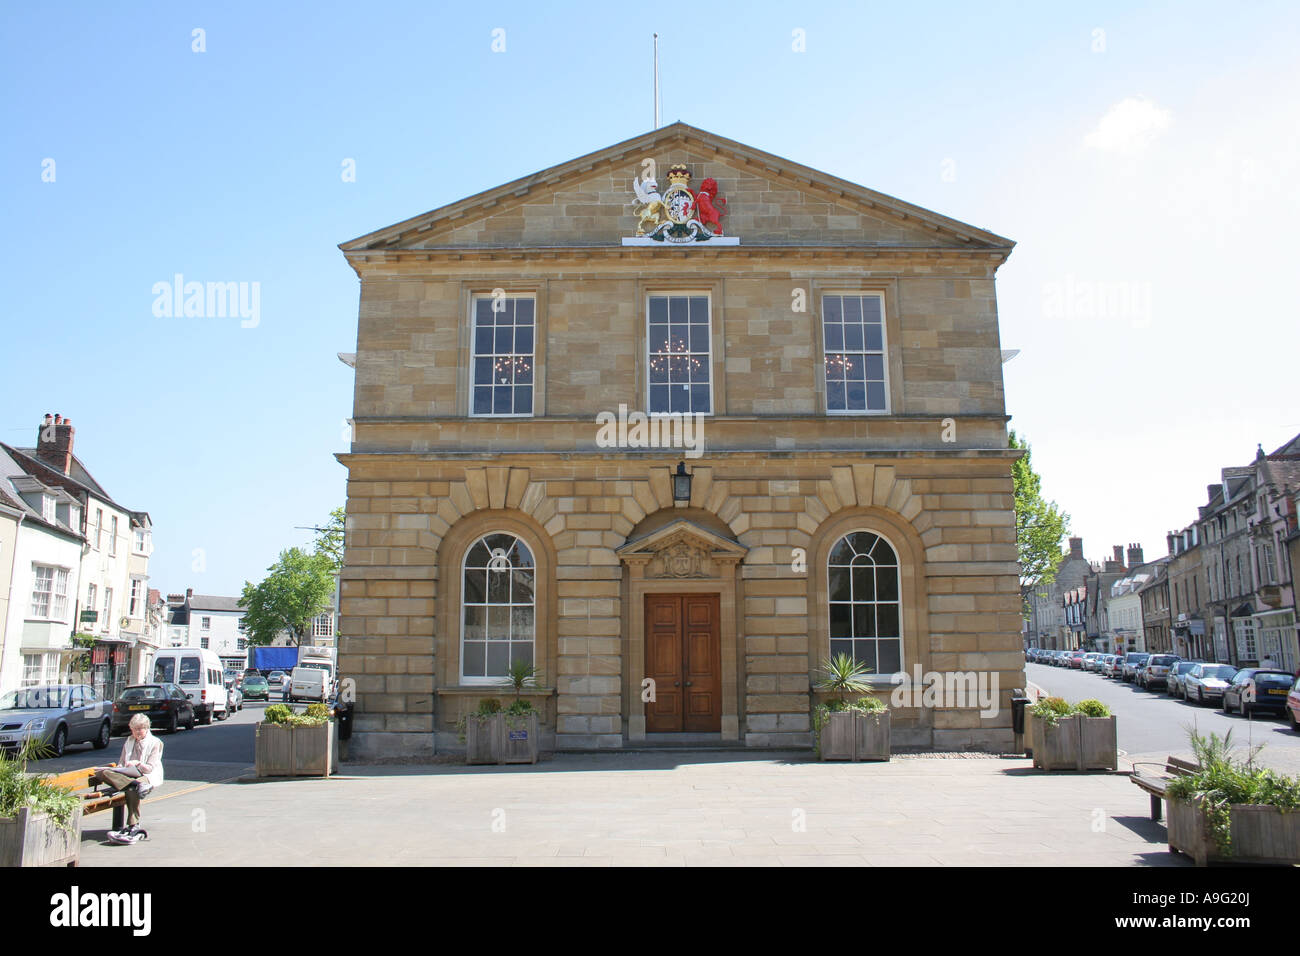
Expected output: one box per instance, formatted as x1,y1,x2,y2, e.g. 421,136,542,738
1084,97,1173,154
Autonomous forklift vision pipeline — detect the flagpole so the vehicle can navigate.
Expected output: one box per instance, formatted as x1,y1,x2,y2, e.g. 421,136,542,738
653,33,660,129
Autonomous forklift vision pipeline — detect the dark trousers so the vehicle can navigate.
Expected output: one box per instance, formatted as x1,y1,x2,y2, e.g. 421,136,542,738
93,769,143,826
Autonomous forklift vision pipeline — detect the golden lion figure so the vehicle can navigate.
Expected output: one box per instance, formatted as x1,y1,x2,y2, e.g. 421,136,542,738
632,175,669,236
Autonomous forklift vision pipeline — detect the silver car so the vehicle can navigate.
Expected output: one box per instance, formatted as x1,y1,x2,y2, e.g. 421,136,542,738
1184,664,1239,705
0,684,113,757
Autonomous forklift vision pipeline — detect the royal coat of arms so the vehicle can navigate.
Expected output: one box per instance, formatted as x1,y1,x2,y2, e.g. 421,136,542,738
630,164,730,243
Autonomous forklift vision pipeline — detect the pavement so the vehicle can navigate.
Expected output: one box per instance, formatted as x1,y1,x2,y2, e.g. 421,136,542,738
76,750,1190,867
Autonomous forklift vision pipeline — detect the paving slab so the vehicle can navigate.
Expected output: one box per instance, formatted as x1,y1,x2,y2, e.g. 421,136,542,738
75,751,1190,867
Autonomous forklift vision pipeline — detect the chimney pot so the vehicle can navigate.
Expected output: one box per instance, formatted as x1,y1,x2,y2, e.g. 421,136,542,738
35,413,76,476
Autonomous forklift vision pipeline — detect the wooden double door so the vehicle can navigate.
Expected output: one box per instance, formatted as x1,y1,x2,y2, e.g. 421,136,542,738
644,593,721,733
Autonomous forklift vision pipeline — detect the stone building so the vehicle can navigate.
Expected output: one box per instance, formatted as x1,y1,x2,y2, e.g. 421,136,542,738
1026,537,1096,650
335,124,1024,757
1166,525,1209,661
1138,557,1172,654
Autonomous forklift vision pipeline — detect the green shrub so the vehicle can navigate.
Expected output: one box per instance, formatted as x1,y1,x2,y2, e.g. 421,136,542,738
851,696,887,714
1073,699,1111,718
263,704,294,724
304,702,332,721
505,698,535,717
1030,696,1072,724
0,741,81,832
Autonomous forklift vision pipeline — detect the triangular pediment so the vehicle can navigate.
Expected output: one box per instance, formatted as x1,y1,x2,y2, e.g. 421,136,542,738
616,518,747,561
340,123,1013,256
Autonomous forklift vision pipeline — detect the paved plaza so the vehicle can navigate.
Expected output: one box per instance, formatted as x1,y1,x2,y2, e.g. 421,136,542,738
77,751,1188,867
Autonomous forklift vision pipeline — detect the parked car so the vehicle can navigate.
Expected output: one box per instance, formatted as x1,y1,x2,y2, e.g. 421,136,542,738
1065,650,1086,669
1082,652,1103,672
1120,653,1150,683
242,675,270,700
1183,663,1239,705
112,683,195,735
1100,654,1120,676
1166,660,1203,698
267,670,288,690
1221,669,1294,717
1138,654,1180,689
0,684,113,757
1287,677,1300,731
225,679,243,712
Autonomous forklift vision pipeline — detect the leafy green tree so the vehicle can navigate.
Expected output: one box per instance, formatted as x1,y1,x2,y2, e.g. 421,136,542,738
313,506,345,574
239,547,336,647
1010,430,1070,614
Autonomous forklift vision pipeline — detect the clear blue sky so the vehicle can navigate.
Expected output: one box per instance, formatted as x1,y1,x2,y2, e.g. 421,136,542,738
3,1,1298,593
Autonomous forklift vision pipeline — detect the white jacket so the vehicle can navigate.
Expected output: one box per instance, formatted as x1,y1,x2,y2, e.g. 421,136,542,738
118,733,165,792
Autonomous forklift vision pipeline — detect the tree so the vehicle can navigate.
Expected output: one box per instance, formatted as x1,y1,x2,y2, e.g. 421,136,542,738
239,547,336,647
313,506,345,574
1010,430,1070,615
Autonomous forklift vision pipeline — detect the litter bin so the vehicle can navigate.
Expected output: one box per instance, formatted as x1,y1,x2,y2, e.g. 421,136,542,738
1010,695,1030,735
335,699,355,740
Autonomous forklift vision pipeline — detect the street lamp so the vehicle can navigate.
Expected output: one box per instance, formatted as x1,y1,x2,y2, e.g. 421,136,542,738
671,461,692,506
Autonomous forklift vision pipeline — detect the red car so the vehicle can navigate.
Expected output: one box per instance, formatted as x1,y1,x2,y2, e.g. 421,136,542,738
1287,677,1300,731
1067,651,1087,669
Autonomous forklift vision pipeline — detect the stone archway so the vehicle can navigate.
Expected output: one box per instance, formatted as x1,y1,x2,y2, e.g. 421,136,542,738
616,518,747,741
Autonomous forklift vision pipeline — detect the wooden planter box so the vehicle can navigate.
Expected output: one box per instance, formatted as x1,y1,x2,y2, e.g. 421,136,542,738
498,712,539,765
0,804,82,867
1168,797,1300,866
464,716,497,765
465,713,539,764
818,710,891,761
255,721,338,777
1031,715,1117,771
854,711,891,762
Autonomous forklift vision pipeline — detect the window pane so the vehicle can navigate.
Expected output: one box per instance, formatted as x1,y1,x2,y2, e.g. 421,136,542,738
648,297,667,323
691,384,710,413
830,603,852,638
829,567,851,602
854,605,876,638
493,386,512,414
689,326,709,352
486,642,510,676
830,639,853,660
515,327,534,354
823,296,842,322
878,640,901,674
473,387,492,414
865,354,885,380
511,569,535,604
877,604,900,638
669,298,687,324
514,386,532,414
494,327,513,354
464,569,486,603
843,297,862,324
510,606,534,639
844,324,864,350
853,641,878,673
669,386,689,413
852,564,875,601
463,642,486,677
867,382,887,409
488,569,510,603
826,381,845,410
487,605,510,637
515,299,534,324
464,606,486,642
825,324,843,350
474,326,493,354
865,324,883,351
649,385,669,413
649,324,669,353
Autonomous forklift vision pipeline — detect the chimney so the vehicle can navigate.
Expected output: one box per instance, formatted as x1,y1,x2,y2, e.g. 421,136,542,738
35,412,75,475
186,588,193,600
1166,533,1176,555
1068,536,1084,560
1112,545,1124,564
1127,543,1144,567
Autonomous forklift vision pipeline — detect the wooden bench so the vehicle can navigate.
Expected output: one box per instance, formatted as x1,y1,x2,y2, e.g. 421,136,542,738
1129,756,1200,822
44,765,132,831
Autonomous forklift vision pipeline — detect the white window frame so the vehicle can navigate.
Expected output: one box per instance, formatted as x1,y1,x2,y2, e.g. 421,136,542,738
312,613,334,638
468,293,537,418
645,291,714,416
30,566,69,621
134,528,147,554
201,616,211,631
41,494,55,523
109,515,118,556
94,508,103,550
129,578,143,617
821,292,891,415
459,532,537,685
102,587,113,630
826,529,905,676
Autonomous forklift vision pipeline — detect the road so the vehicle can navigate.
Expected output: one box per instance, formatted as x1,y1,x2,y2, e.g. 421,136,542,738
23,696,289,777
1027,662,1300,774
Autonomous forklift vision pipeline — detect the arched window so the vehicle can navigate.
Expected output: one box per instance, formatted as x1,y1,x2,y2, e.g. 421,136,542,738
828,531,902,674
461,533,535,683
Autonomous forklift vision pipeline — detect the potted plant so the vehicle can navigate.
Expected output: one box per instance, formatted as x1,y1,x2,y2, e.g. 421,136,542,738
0,741,83,867
456,663,544,765
811,654,889,761
498,661,541,765
1030,697,1116,771
255,702,338,777
1165,730,1300,866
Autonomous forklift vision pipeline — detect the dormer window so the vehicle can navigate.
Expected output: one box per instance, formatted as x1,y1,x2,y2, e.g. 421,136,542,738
41,495,55,523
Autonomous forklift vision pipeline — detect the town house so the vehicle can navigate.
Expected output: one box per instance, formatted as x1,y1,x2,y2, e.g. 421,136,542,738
336,124,1025,757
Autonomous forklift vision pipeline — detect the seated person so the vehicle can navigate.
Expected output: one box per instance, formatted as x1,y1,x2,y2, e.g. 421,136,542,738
92,713,164,844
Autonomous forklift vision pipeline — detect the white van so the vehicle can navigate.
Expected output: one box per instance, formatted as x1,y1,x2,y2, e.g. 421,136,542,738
152,648,228,724
288,666,329,703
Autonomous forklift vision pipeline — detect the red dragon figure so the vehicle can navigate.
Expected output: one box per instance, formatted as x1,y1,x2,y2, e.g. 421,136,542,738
690,177,727,235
